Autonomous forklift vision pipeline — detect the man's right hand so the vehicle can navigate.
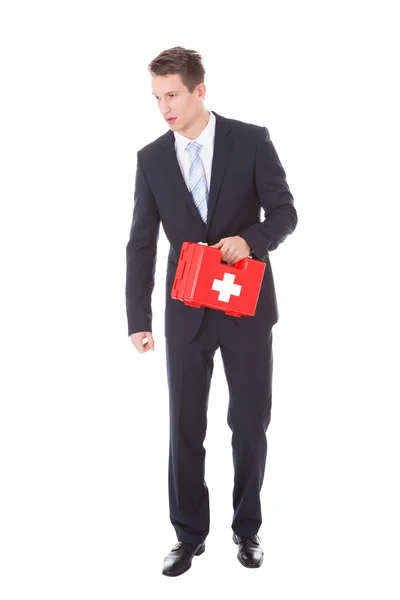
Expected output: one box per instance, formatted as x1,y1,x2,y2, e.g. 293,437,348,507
130,331,155,354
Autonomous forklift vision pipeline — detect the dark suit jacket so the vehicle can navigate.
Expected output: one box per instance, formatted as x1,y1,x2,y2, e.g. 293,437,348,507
125,110,298,344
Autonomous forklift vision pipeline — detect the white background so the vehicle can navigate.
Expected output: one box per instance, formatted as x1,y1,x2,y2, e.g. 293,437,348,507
1,0,399,598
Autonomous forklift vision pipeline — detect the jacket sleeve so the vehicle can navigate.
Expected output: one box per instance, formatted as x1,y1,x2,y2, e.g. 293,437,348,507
125,151,161,337
238,126,298,260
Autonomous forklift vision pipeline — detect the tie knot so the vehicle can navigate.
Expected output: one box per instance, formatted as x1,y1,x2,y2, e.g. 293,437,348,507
186,141,202,156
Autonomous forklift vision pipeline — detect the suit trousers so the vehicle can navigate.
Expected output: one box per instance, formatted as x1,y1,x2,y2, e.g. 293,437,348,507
165,306,274,545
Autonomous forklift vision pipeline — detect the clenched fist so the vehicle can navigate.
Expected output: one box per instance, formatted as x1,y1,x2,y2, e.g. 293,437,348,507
210,236,251,265
130,331,155,354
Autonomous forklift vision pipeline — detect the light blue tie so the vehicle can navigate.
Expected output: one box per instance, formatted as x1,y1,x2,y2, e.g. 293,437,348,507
186,141,208,224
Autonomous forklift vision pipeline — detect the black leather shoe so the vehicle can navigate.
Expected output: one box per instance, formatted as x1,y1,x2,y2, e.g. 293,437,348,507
162,540,205,577
233,533,264,568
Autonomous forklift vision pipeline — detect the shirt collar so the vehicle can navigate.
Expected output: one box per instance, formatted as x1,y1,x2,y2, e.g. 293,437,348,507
174,110,216,153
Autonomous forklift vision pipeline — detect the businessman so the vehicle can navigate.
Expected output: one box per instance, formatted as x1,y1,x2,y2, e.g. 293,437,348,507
125,46,298,576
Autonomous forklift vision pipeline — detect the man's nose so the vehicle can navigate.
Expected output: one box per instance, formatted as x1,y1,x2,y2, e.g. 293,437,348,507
160,99,171,113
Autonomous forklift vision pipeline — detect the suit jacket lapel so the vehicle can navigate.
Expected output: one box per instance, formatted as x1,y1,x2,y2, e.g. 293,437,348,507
161,110,233,232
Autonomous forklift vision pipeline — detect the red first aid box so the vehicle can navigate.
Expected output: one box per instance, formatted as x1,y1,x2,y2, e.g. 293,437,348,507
171,241,266,317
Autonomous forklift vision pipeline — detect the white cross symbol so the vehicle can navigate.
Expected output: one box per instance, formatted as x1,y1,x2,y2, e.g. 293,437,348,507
211,272,242,303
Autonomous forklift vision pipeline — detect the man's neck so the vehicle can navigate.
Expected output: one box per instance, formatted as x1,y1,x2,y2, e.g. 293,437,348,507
178,110,210,140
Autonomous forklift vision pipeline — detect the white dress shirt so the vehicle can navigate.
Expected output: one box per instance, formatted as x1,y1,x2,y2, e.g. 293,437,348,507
173,109,215,194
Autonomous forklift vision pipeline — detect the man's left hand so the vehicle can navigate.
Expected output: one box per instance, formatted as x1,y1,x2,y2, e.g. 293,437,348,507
209,236,251,265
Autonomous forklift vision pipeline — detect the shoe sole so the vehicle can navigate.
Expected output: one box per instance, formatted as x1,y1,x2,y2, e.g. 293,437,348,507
162,543,205,577
233,534,263,568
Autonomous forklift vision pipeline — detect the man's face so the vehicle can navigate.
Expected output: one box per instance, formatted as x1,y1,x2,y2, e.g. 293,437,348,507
151,73,205,132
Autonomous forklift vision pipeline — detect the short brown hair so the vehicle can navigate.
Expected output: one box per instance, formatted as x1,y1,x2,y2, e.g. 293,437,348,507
148,46,205,94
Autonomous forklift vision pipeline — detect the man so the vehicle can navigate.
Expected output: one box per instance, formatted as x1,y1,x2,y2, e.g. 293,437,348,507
125,46,298,576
